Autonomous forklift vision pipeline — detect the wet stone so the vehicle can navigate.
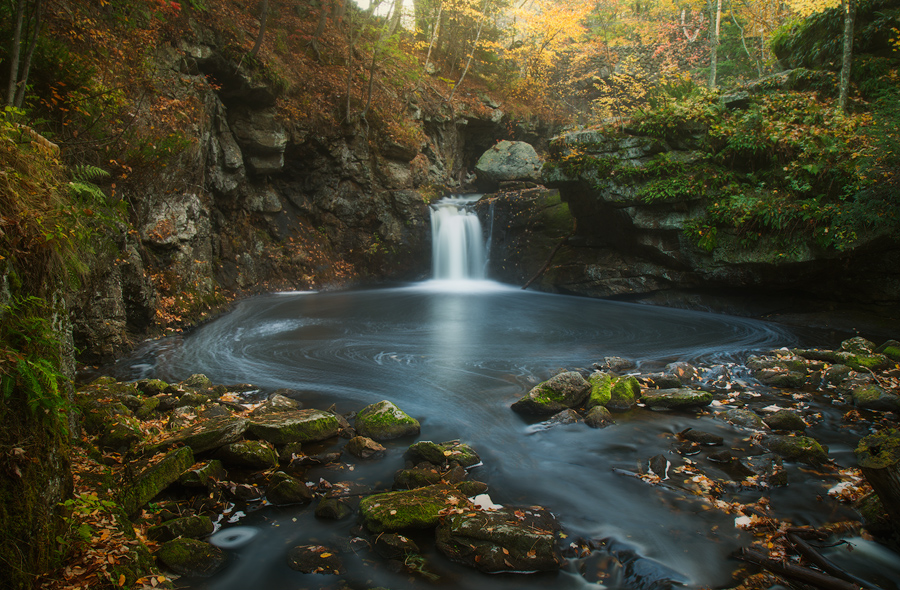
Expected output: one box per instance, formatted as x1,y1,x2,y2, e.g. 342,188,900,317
511,371,590,415
355,400,421,441
738,453,787,487
721,408,767,430
374,532,420,560
266,471,312,505
763,409,807,431
345,436,386,460
584,406,614,428
157,538,227,578
405,440,480,467
287,544,344,574
641,388,712,409
248,393,303,416
760,434,829,466
678,428,723,446
148,515,214,542
215,440,278,470
178,460,226,488
852,384,900,412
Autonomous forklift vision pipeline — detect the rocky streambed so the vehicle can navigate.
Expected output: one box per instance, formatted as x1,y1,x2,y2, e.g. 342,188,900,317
51,336,900,590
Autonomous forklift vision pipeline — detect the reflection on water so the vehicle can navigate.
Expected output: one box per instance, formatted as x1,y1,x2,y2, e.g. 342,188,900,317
116,281,896,589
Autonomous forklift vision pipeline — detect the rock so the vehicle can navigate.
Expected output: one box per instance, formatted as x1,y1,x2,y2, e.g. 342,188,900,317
221,481,264,502
852,384,900,412
587,371,640,410
641,388,712,409
763,409,807,431
157,538,227,577
153,417,249,454
543,409,581,426
474,140,542,190
358,484,472,533
665,362,699,384
642,372,684,389
511,372,590,415
137,379,173,396
738,453,787,487
876,339,900,361
315,497,353,520
354,400,420,441
374,532,420,559
394,466,444,489
181,374,213,390
215,440,278,470
248,393,303,416
178,460,226,488
600,356,635,372
584,406,614,428
248,409,341,444
148,515,215,542
678,428,723,445
287,544,343,574
123,447,194,516
176,393,210,408
345,436,386,459
648,454,670,478
760,434,829,465
794,348,892,372
722,408,767,430
405,440,481,467
277,442,304,463
98,416,145,451
842,337,877,355
435,506,563,573
811,364,854,389
266,471,312,505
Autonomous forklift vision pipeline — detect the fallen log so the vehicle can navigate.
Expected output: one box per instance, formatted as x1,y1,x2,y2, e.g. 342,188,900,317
735,547,863,590
786,533,883,590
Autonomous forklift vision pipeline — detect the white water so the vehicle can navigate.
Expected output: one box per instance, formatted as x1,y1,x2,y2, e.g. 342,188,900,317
430,195,486,281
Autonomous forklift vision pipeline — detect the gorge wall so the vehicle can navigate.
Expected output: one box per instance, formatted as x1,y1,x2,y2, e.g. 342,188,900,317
72,37,556,365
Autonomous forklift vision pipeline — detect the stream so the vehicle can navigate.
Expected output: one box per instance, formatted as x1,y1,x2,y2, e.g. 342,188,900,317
113,197,900,589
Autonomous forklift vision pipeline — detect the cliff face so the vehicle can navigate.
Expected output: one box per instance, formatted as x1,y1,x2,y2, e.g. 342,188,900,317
71,39,554,364
479,128,900,321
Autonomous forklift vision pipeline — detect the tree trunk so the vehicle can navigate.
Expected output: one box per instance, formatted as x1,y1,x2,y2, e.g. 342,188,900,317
5,0,26,106
839,0,856,112
14,0,42,108
249,0,269,57
423,1,442,73
856,429,900,539
707,0,722,90
447,0,491,102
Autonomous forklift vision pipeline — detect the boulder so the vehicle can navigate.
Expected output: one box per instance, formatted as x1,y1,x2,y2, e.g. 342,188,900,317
641,388,712,409
374,533,420,559
760,434,829,466
354,400,420,441
248,409,341,444
123,447,194,516
215,440,278,470
763,409,807,431
148,515,215,542
511,372,590,415
248,393,303,416
394,466,444,489
474,140,542,190
287,544,343,574
852,384,900,412
876,339,900,361
358,484,472,533
178,460,225,488
266,471,312,505
435,506,563,573
678,428,723,446
153,416,249,454
344,436,386,460
157,538,226,577
584,406,614,428
722,408,767,430
405,440,481,468
738,453,788,487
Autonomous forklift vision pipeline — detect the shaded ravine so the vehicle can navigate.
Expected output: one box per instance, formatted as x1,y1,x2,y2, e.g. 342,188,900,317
116,282,807,588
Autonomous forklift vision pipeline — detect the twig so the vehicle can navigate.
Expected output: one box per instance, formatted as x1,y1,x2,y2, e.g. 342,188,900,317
735,547,863,590
787,533,884,590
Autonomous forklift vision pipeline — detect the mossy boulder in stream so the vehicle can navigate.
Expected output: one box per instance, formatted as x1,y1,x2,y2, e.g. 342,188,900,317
215,440,278,470
588,371,640,411
248,409,341,444
355,400,420,441
266,471,312,505
852,384,900,412
876,339,900,361
405,440,481,467
641,388,713,409
435,506,563,573
761,434,829,466
157,538,227,577
358,484,472,532
148,515,214,542
511,371,590,414
152,416,249,454
122,447,194,516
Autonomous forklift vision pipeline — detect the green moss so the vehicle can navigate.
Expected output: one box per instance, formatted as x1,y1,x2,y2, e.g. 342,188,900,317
587,372,613,409
122,447,194,516
248,409,341,444
856,429,900,470
358,484,471,533
355,401,420,441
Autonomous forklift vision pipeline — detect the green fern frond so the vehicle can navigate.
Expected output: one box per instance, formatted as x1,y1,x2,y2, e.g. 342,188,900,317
71,164,110,183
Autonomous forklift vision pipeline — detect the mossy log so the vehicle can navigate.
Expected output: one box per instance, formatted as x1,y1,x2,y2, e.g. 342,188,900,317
855,428,900,537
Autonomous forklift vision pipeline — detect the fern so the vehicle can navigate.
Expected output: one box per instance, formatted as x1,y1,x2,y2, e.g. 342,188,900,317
71,164,110,183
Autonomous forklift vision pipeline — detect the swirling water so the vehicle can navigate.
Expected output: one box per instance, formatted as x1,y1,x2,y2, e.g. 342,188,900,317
117,281,829,589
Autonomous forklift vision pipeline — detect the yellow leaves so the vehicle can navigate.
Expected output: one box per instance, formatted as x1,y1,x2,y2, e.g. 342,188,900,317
320,552,333,558
117,574,126,587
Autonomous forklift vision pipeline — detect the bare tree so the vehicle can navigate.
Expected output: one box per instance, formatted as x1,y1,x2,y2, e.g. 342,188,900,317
249,0,269,58
5,0,42,108
839,0,856,112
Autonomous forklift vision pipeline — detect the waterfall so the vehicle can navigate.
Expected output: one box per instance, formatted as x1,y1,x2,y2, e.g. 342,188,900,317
430,195,486,281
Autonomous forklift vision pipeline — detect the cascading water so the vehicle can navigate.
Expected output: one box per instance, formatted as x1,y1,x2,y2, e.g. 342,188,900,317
430,195,486,281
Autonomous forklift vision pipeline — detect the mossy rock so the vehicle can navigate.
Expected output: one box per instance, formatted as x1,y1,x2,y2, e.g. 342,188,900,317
841,337,877,355
641,388,712,409
122,446,195,516
148,515,214,542
178,460,226,488
763,410,806,432
267,471,312,505
761,434,829,466
435,506,563,573
176,393,210,408
603,374,641,411
315,497,353,520
374,532,420,560
344,436,386,460
394,466,444,489
405,440,480,467
852,385,900,412
358,484,472,533
511,371,590,415
152,416,249,454
248,409,341,444
137,379,172,396
876,340,900,361
248,393,303,416
794,348,892,372
855,428,900,470
135,396,161,419
98,415,145,451
584,406,614,428
157,538,226,577
355,400,420,441
215,440,278,470
78,398,133,436
722,408,767,430
181,374,214,390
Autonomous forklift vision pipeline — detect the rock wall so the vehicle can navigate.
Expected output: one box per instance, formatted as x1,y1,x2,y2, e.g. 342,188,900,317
72,39,556,364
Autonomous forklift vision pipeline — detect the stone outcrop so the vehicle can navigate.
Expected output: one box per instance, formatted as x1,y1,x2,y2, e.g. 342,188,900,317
474,140,542,190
